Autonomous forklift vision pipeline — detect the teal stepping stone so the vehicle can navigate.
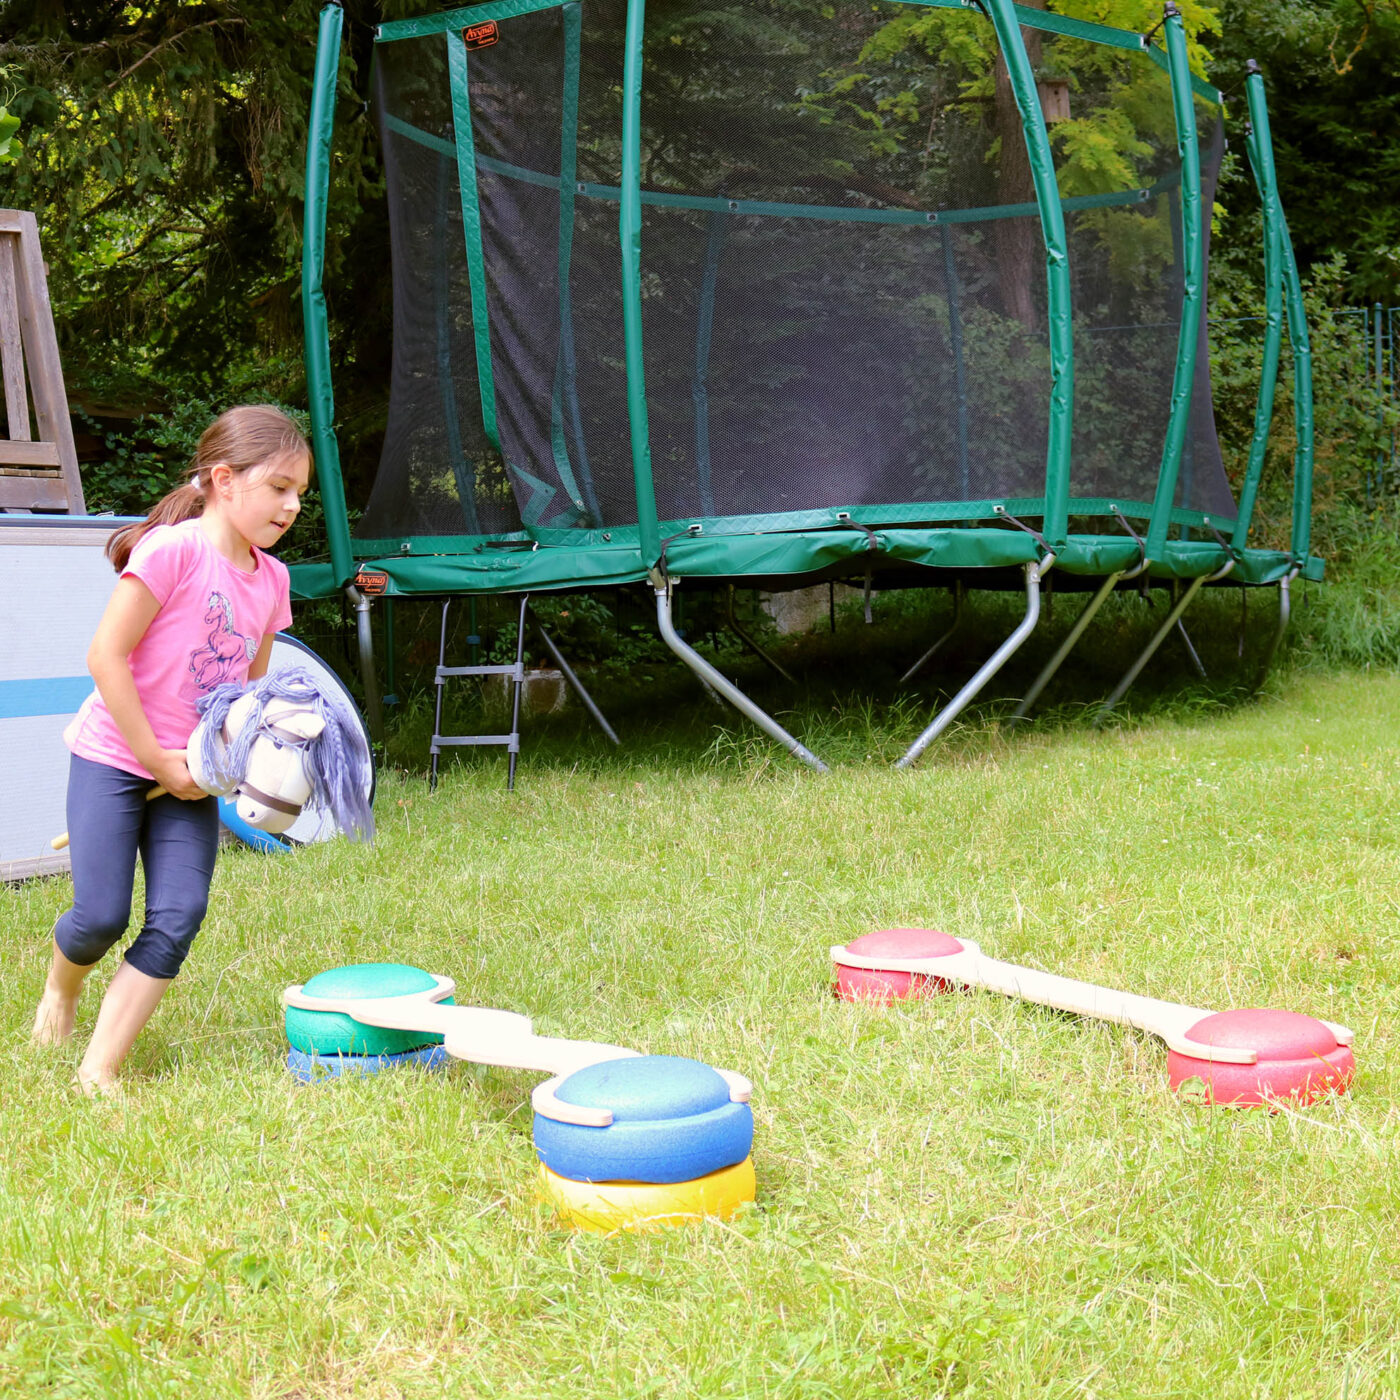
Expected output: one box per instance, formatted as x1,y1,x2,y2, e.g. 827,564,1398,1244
285,962,453,1058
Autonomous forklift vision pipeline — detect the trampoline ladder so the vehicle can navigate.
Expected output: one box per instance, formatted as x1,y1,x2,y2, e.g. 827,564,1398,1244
431,595,529,792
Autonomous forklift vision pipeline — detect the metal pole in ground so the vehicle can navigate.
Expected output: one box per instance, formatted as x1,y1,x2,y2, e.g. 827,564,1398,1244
896,556,1054,768
533,617,621,746
652,575,828,773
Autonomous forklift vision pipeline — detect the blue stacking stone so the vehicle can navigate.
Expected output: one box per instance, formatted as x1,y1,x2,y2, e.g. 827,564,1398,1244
533,1055,754,1185
286,1044,452,1083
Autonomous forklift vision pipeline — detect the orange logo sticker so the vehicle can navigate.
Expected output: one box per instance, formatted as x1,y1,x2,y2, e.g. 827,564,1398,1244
463,20,499,50
353,569,389,597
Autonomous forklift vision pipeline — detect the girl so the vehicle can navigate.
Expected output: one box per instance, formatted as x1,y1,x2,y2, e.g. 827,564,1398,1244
32,405,311,1093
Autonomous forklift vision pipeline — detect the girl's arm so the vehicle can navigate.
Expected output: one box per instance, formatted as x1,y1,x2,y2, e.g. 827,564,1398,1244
87,576,205,800
248,634,275,682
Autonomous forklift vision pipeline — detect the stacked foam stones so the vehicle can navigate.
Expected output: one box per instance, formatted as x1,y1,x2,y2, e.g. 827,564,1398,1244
534,1055,755,1231
284,962,453,1081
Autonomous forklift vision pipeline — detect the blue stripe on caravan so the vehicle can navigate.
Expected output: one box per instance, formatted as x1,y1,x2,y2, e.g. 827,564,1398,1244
0,677,92,719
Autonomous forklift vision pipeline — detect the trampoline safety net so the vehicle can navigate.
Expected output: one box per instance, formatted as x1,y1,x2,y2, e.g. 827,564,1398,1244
358,0,1243,551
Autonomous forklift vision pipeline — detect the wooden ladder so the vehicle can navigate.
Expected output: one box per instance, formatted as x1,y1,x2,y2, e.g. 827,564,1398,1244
0,209,84,513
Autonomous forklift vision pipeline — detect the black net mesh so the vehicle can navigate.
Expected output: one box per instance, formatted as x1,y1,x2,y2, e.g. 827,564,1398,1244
363,37,520,539
360,1,1234,543
632,6,1049,526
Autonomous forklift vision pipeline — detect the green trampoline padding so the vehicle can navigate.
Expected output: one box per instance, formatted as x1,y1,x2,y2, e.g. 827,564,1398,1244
290,530,1319,602
285,962,454,1058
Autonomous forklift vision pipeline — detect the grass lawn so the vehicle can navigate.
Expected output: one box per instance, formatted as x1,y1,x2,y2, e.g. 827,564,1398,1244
3,667,1398,1398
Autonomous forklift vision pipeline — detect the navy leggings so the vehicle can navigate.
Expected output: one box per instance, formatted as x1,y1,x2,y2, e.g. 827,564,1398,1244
53,754,220,980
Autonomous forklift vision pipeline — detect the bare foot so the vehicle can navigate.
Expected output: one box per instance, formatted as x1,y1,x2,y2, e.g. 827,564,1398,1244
32,990,79,1045
76,1065,122,1098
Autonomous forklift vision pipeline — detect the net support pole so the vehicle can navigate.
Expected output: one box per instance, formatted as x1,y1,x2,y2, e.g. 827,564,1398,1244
446,31,502,452
1231,66,1286,552
984,0,1073,547
895,555,1055,769
1144,3,1203,562
621,0,662,566
651,574,828,773
302,1,355,588
1280,224,1315,564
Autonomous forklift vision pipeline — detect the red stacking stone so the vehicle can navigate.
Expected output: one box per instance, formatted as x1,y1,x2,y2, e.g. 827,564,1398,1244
1167,1008,1355,1106
834,928,965,1004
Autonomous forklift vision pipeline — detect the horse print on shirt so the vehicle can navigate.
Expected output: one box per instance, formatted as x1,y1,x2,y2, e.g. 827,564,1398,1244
190,590,259,690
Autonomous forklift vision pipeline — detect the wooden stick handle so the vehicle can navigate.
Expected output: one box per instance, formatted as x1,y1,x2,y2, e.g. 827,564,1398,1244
51,785,166,851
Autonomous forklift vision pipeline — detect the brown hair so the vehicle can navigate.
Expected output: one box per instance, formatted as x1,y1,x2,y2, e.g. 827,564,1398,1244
106,404,312,572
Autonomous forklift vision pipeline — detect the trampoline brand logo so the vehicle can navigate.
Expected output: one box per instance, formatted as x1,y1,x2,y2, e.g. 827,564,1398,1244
463,21,499,50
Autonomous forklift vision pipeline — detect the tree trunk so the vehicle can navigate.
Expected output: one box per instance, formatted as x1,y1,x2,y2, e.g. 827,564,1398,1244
994,2,1044,332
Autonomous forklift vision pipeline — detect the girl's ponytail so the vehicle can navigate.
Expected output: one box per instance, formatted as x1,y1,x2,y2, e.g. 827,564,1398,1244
103,404,310,574
105,481,205,572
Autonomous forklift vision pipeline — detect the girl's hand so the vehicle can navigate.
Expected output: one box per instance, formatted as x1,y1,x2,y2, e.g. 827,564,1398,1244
150,750,205,801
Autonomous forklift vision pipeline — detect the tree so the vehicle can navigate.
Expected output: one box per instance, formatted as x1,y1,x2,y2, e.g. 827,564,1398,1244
0,0,391,505
1211,0,1400,303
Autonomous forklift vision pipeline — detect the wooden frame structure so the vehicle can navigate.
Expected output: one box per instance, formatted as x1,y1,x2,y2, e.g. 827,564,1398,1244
0,209,84,513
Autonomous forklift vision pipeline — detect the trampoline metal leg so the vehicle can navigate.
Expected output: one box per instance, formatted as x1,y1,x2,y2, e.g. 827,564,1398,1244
900,581,963,685
726,584,795,684
1004,570,1122,729
1176,619,1208,678
1093,560,1234,726
533,618,621,746
653,582,829,773
895,556,1054,770
346,584,384,748
507,594,528,792
1254,568,1299,693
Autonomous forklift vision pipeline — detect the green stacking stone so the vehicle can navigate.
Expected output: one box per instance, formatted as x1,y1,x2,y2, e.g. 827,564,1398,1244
285,963,452,1057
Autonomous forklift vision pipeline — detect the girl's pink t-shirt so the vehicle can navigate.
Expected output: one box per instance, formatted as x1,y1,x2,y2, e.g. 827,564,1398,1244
66,518,293,780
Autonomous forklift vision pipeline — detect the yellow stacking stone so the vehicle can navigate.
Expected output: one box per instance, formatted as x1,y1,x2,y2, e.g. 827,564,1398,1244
539,1157,756,1233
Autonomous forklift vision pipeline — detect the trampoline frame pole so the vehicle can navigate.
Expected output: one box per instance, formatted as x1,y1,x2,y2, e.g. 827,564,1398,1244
1255,566,1300,693
895,556,1055,769
1004,569,1123,729
652,576,828,773
1094,558,1234,725
446,31,502,454
346,584,384,746
1232,66,1286,553
982,0,1073,547
1279,215,1315,565
620,0,662,565
1145,3,1204,562
303,1,355,588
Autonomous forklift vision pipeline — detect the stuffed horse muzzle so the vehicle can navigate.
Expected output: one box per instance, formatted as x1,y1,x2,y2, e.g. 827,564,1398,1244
190,668,375,841
189,693,327,834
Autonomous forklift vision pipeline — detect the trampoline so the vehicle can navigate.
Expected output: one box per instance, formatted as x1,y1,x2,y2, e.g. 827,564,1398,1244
295,0,1318,769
